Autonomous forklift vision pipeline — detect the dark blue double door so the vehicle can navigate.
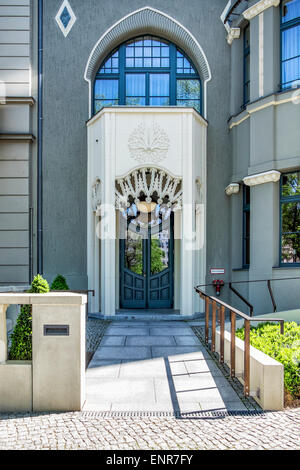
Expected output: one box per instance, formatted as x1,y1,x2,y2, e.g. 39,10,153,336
120,216,174,309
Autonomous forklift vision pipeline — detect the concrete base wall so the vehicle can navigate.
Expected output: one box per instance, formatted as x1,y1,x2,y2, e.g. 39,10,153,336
215,329,284,410
0,361,32,412
32,302,86,412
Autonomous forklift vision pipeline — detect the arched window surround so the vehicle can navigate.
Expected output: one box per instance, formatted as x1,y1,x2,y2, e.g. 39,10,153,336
93,35,202,116
84,7,211,119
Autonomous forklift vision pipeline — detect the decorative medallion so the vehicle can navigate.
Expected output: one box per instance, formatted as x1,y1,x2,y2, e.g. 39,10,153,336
55,0,77,38
128,121,170,164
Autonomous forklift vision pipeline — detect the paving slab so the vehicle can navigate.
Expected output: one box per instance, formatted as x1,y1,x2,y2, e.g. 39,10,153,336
126,335,176,346
93,346,151,360
150,327,193,336
175,335,201,346
106,326,149,336
86,360,121,378
100,336,126,346
184,358,224,376
119,358,166,378
85,377,156,404
152,346,207,359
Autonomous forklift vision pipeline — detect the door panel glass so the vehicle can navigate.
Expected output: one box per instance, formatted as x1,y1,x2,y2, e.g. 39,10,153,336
150,229,170,275
125,232,143,275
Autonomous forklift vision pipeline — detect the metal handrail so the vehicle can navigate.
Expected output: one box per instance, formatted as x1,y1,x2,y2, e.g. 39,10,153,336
197,276,300,316
194,286,285,398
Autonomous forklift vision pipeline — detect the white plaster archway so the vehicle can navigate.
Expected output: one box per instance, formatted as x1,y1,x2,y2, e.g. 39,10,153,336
84,6,212,118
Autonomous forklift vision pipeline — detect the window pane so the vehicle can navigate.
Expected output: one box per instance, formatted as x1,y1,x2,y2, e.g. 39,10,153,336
126,97,146,105
281,234,300,263
177,99,201,112
282,172,300,196
98,51,119,73
150,74,169,97
282,0,300,23
125,233,143,275
126,74,146,97
177,50,196,73
282,56,300,86
94,99,118,112
94,79,118,100
151,230,169,275
124,37,170,69
282,25,300,60
150,97,170,105
282,24,300,86
282,202,300,233
177,80,200,99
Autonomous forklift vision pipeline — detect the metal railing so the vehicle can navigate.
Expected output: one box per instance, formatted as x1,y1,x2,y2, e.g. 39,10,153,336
198,276,300,317
194,286,285,398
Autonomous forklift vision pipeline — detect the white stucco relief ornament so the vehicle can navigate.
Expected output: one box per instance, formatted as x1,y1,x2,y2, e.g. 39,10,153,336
115,168,182,211
128,121,170,164
91,178,101,212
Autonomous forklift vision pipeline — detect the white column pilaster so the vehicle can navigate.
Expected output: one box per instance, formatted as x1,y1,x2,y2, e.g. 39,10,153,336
180,113,195,316
101,111,116,316
0,305,9,363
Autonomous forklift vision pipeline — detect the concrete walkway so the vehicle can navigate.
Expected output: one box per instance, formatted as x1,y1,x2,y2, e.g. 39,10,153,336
84,320,248,413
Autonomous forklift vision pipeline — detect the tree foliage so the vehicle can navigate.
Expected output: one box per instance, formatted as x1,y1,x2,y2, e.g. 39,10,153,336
51,274,69,291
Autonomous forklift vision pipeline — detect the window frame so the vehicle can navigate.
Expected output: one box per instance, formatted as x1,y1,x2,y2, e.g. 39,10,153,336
279,171,300,266
280,0,300,91
243,24,250,108
93,35,202,115
242,184,250,269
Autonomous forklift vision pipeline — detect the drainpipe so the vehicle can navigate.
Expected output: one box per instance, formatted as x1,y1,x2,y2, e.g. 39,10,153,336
37,0,43,274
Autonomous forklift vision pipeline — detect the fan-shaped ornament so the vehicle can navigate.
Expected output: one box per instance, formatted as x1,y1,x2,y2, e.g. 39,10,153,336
128,121,170,164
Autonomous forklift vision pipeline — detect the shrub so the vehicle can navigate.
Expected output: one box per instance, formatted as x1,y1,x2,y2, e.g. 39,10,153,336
236,322,300,398
51,274,69,291
9,274,50,361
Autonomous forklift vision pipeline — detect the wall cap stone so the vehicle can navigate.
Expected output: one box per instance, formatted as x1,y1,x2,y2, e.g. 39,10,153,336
243,170,281,186
225,183,240,195
243,0,280,20
0,293,87,306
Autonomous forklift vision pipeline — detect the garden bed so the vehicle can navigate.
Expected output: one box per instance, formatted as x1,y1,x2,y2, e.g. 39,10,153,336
236,322,300,408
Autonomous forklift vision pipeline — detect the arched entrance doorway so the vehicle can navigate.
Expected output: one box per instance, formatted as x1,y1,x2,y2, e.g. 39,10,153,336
116,167,182,309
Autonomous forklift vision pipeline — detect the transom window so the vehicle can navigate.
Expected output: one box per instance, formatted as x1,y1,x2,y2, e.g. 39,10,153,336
93,36,202,114
280,171,300,264
281,0,300,90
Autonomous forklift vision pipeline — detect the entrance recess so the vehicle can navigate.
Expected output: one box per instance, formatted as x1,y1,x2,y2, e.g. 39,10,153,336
120,205,174,309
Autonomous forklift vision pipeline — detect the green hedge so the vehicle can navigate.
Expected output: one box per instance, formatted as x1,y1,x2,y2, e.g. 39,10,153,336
9,274,50,361
51,274,69,291
236,322,300,398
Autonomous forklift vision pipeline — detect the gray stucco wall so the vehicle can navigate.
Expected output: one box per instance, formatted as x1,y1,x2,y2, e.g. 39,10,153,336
42,0,231,290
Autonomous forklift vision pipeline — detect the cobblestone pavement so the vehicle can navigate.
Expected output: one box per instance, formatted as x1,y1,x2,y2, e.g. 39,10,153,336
0,409,299,450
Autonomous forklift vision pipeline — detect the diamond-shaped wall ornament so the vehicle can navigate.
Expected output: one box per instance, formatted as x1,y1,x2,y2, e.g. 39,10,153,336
55,0,76,38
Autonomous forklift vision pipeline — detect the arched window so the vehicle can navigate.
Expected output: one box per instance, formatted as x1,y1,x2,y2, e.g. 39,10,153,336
93,36,202,115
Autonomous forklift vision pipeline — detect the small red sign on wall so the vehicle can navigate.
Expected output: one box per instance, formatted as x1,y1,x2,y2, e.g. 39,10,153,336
210,268,225,275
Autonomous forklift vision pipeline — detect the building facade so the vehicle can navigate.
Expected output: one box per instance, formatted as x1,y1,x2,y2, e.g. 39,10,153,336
0,0,299,317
